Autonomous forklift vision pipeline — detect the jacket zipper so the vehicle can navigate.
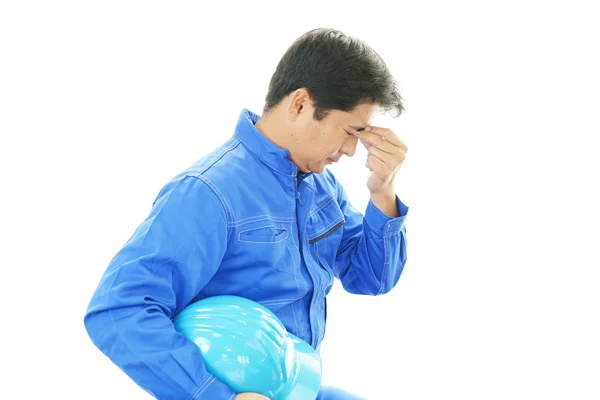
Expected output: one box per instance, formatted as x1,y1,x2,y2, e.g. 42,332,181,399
309,220,345,244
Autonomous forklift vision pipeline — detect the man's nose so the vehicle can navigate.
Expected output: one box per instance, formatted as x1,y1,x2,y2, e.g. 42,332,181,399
341,135,358,157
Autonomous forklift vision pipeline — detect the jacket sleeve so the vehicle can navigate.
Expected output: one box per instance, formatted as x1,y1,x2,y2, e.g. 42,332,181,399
333,180,409,295
83,175,236,400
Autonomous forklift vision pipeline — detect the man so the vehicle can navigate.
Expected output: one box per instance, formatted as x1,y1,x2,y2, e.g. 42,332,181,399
84,28,409,400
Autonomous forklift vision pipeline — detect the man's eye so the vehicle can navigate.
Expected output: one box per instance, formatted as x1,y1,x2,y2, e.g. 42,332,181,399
346,128,363,135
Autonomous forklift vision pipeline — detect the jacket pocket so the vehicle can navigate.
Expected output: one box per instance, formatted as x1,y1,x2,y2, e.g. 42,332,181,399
307,199,345,278
309,220,344,244
238,226,288,243
235,224,294,276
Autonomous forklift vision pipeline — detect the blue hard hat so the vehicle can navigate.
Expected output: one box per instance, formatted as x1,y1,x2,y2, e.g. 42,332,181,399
173,295,322,400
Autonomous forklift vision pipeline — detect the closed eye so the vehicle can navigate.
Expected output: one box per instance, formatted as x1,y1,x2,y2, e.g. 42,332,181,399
347,126,366,135
346,128,365,135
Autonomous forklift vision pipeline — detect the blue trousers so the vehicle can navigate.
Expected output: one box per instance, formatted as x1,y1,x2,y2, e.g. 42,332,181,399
317,386,367,400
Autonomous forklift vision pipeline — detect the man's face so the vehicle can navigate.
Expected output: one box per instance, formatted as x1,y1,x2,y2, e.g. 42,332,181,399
290,101,377,173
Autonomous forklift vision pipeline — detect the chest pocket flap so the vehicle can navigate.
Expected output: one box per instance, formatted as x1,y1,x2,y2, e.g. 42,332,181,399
307,198,345,244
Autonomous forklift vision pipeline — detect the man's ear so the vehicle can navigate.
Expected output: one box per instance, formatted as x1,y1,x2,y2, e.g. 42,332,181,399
287,88,312,122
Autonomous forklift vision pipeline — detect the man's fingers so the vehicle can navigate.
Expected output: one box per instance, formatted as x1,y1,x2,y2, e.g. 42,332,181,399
358,137,373,150
365,144,405,176
358,135,396,155
366,145,389,165
366,153,388,174
354,126,406,151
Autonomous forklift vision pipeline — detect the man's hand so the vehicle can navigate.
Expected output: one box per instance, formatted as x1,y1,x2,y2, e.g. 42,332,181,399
354,125,407,194
235,393,270,400
354,125,408,217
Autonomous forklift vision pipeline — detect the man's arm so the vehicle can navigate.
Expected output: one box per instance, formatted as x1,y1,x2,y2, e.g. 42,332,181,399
332,124,409,295
84,175,237,399
332,178,408,295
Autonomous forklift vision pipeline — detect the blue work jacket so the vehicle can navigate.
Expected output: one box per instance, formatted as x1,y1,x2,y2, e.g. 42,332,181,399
84,109,409,399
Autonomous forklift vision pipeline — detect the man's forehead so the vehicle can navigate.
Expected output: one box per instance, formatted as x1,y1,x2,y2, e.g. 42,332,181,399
345,104,377,130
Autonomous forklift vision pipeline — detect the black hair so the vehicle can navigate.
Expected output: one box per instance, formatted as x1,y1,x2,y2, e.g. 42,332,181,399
263,28,404,121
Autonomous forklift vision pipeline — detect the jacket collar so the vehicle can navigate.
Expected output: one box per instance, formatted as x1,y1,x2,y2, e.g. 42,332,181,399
234,109,301,177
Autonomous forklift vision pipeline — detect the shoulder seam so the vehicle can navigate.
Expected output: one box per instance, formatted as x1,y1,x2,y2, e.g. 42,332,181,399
185,175,234,242
188,138,241,177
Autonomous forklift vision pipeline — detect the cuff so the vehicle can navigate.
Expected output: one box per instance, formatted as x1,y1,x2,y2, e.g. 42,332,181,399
364,195,409,236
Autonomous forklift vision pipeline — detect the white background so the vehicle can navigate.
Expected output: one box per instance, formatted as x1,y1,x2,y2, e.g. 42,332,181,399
1,1,599,399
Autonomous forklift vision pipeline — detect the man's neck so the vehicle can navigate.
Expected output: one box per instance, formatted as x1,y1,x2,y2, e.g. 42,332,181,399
254,114,286,149
254,112,304,171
